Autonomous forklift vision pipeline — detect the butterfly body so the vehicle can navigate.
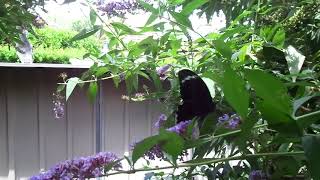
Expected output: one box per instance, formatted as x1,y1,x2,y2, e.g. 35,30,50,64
176,69,215,124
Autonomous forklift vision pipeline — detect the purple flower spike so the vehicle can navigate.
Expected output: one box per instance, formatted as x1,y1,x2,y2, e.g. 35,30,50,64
154,114,167,128
249,170,267,180
167,120,192,136
156,64,171,80
30,152,122,180
228,116,241,129
218,114,229,123
52,93,65,120
217,113,241,129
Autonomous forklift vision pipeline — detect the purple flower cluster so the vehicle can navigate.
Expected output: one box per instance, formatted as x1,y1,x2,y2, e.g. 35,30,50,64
143,120,192,161
156,64,171,80
30,152,121,180
249,170,267,180
52,93,65,120
95,0,141,17
144,144,164,160
154,114,167,128
218,113,241,129
167,120,192,135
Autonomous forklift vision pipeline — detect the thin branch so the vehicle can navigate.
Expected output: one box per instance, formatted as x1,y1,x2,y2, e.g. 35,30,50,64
104,151,304,177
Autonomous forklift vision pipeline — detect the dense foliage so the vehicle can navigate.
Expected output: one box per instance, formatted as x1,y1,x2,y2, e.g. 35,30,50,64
0,0,46,43
0,27,102,63
32,0,320,179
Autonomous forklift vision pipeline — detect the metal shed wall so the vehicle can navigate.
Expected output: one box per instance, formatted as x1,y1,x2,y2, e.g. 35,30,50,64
0,66,162,180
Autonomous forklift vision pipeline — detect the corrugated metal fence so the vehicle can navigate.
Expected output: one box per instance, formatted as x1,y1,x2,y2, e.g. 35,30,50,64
0,67,162,180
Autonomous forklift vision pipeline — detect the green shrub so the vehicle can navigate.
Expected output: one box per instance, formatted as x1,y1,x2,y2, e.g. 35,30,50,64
0,46,87,64
29,27,102,55
0,27,102,63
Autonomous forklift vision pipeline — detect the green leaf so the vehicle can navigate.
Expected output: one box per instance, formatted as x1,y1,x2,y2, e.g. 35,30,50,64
169,11,193,29
159,130,184,159
88,81,98,103
293,93,320,115
149,71,163,92
272,28,285,48
238,44,251,62
302,135,320,179
111,22,138,35
57,84,65,93
181,0,208,16
201,77,215,98
213,39,232,59
138,0,158,13
66,77,80,100
89,9,97,25
168,0,185,6
132,135,160,164
70,25,101,42
95,67,109,78
257,100,301,135
285,45,305,82
222,66,249,118
245,69,292,114
296,110,320,128
145,12,158,26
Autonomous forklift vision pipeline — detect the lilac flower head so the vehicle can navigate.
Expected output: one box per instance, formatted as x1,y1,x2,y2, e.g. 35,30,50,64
154,114,167,128
228,115,241,129
156,64,171,80
95,0,142,17
144,144,164,160
167,120,192,136
218,114,229,123
249,170,267,180
131,120,191,161
30,152,121,180
52,93,65,120
217,113,241,129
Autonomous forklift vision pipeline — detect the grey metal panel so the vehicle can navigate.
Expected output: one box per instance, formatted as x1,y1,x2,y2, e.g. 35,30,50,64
0,67,162,179
67,84,96,158
101,81,127,156
7,70,40,179
38,70,68,169
0,70,9,177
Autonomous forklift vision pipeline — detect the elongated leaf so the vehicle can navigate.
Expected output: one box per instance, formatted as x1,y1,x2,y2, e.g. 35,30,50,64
66,77,80,100
293,93,320,114
257,100,301,135
159,130,184,160
95,67,109,78
272,28,285,48
132,135,160,164
145,12,158,26
222,66,249,118
296,110,320,128
181,0,208,16
70,26,101,42
302,135,320,179
89,9,97,25
213,39,232,60
111,22,138,35
88,81,98,103
245,69,292,114
138,0,158,13
169,11,193,29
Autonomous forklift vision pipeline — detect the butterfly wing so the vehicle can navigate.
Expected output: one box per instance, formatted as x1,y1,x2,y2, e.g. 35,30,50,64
176,69,215,123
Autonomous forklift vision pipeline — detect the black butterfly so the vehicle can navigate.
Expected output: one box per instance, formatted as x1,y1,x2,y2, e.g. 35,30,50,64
176,69,215,125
